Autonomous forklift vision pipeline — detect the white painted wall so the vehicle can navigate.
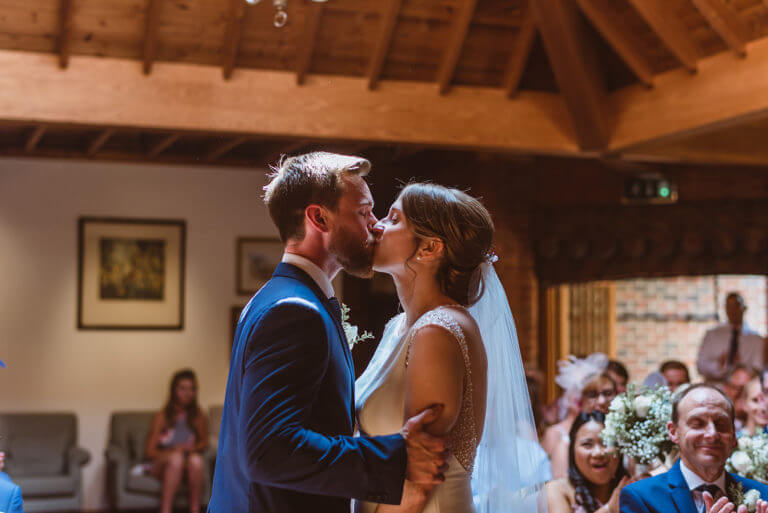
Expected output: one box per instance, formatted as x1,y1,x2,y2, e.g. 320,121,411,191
0,157,277,510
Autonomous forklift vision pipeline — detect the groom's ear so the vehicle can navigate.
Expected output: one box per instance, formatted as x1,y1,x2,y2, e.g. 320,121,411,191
305,205,331,233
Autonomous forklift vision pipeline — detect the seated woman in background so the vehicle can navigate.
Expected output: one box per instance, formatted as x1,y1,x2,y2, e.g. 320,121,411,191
738,377,768,437
546,411,630,513
145,369,209,513
543,354,617,479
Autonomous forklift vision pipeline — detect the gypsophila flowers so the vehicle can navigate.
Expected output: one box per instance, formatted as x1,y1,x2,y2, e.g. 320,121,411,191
600,384,675,465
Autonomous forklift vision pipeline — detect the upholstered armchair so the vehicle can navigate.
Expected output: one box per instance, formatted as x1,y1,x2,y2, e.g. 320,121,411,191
105,411,214,511
0,412,91,513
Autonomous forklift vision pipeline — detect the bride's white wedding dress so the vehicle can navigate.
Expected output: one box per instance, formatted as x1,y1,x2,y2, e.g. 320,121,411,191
354,306,479,513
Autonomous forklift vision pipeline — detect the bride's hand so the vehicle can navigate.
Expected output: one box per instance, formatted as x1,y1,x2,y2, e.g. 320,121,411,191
374,481,432,513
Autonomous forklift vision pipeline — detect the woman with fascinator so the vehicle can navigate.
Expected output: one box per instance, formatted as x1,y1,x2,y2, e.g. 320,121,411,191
542,354,618,479
354,183,547,513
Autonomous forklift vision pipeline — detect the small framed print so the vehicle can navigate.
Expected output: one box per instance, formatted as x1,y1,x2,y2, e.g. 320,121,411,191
78,217,186,330
236,237,283,295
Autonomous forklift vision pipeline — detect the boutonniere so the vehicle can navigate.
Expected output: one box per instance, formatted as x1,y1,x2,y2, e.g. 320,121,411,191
340,302,374,350
729,482,762,513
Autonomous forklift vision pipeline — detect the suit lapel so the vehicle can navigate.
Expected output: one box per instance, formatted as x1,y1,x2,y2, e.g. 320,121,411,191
668,461,699,513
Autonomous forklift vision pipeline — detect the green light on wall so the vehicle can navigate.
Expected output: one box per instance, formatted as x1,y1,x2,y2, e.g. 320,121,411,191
659,185,671,198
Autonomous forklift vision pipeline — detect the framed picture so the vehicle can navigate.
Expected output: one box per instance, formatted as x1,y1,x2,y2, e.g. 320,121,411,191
78,217,186,330
236,237,283,295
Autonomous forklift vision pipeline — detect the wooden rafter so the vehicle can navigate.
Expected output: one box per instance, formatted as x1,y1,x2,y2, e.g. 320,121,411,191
609,37,768,151
531,0,610,151
503,8,536,97
147,133,181,157
222,0,246,80
0,50,576,153
87,129,115,157
436,0,480,95
143,0,162,74
367,0,403,90
25,126,46,152
260,140,312,167
626,0,699,72
575,0,654,87
689,0,748,57
296,3,324,86
58,0,74,69
205,136,249,162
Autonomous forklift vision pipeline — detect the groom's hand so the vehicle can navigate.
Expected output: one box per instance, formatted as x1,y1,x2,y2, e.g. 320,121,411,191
401,405,450,485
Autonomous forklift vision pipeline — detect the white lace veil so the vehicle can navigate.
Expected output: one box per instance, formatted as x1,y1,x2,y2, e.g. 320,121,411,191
469,261,548,513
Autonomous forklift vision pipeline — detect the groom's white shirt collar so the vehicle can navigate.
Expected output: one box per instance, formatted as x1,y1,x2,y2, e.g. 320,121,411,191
679,459,726,495
282,253,335,298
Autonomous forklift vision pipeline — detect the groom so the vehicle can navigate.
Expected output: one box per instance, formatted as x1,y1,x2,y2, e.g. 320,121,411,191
208,152,449,513
620,384,768,513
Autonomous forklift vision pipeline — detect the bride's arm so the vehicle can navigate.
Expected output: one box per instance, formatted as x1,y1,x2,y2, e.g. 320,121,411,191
374,325,465,513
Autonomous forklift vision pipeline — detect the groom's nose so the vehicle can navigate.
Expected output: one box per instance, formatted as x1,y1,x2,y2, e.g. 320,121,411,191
370,220,384,237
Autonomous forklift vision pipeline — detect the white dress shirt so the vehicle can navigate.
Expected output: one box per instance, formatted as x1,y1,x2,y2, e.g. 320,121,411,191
696,323,765,381
679,460,727,513
281,253,335,298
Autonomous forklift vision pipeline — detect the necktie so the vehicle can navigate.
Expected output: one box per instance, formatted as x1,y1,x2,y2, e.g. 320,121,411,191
327,297,343,324
727,328,740,366
695,484,723,513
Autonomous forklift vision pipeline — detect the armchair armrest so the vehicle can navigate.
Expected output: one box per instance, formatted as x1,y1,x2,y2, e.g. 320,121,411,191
66,446,91,476
105,444,129,464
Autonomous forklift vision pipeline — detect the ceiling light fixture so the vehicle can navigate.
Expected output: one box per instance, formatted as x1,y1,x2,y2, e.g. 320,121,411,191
244,0,328,28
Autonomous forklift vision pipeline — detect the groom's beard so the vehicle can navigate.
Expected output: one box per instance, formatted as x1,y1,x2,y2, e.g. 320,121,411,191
329,228,375,279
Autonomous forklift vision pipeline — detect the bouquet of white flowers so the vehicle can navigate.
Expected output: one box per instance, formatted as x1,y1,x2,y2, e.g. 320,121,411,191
726,432,768,483
601,384,675,465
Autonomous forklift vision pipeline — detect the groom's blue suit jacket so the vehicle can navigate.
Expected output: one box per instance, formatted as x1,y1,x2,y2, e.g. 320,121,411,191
208,263,406,513
620,460,768,513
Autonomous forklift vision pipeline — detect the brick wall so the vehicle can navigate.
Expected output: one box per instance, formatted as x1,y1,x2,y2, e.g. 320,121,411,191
614,275,767,384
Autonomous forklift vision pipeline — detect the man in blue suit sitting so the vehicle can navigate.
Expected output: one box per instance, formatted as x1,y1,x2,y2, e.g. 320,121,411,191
621,383,768,513
208,153,449,513
0,452,23,513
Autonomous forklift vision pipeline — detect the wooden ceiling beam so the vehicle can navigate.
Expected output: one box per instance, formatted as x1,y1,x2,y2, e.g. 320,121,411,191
222,0,246,80
689,0,748,57
436,0,480,95
575,0,655,87
531,0,610,151
259,140,312,168
609,37,768,151
143,0,162,74
25,126,47,152
626,0,699,72
205,135,249,162
147,133,181,157
367,0,404,90
296,3,324,86
0,50,577,154
87,129,115,157
503,8,536,97
58,0,74,69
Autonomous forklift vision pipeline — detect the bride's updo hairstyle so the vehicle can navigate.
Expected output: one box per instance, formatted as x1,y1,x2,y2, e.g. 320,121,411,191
398,182,494,306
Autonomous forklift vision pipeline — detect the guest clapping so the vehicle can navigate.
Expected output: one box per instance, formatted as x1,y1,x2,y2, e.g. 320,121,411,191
145,369,209,513
738,378,768,437
546,411,630,513
620,384,768,513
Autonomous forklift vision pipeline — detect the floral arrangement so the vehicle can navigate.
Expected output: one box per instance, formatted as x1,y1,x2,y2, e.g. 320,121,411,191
729,482,763,513
600,384,675,465
727,432,768,483
341,302,374,349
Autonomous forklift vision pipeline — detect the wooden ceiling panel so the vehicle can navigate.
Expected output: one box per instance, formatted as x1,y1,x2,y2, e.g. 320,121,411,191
68,0,144,60
0,1,58,53
0,124,29,150
669,0,728,57
453,24,517,87
309,9,377,77
235,5,302,72
381,17,450,81
739,2,768,40
153,0,228,66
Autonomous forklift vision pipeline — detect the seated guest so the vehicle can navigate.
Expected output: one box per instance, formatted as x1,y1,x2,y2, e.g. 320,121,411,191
721,364,756,429
544,354,617,479
738,377,768,437
606,360,629,395
546,411,630,513
697,292,764,382
619,384,768,513
0,452,23,513
145,369,209,513
660,360,691,393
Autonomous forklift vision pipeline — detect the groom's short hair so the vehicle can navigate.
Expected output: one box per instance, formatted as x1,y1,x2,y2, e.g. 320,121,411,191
670,383,735,425
263,152,371,242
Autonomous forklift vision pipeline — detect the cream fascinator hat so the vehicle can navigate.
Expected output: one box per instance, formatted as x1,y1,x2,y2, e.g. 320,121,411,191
555,353,609,396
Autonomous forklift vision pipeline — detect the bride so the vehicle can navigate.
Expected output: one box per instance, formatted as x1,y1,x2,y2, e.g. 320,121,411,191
354,183,548,513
